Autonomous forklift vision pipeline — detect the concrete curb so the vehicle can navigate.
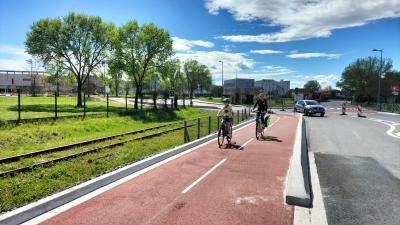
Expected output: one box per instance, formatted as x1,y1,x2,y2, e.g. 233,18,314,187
285,114,312,207
0,118,255,225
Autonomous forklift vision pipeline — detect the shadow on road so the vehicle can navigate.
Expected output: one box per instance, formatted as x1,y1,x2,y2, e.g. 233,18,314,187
259,135,283,142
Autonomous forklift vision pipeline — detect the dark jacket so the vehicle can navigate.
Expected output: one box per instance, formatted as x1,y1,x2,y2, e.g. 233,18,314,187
253,99,268,112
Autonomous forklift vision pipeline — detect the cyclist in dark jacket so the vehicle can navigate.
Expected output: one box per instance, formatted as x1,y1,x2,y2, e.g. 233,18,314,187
252,93,269,127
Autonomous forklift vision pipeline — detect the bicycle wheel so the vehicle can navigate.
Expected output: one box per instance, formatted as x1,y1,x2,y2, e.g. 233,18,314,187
217,127,225,147
256,121,261,140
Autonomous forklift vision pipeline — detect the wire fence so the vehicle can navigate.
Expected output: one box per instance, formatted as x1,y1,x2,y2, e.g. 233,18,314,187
0,90,140,122
183,109,251,143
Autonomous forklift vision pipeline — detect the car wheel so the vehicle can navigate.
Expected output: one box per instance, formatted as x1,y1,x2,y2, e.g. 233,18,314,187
320,113,325,117
304,110,308,116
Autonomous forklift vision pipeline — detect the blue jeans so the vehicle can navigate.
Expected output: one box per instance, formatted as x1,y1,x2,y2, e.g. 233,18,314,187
256,112,266,127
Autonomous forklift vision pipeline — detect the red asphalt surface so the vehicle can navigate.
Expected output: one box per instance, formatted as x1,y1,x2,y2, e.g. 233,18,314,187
40,113,298,225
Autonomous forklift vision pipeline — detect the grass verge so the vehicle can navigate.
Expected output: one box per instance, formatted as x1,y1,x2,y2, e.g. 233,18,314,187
0,113,230,212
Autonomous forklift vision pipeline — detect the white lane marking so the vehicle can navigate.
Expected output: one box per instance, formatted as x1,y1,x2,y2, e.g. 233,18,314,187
21,122,256,225
396,132,400,137
240,138,254,149
182,158,227,194
352,130,361,140
365,118,400,139
268,116,281,128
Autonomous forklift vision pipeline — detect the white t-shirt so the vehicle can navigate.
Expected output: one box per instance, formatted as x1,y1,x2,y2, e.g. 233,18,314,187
217,104,233,118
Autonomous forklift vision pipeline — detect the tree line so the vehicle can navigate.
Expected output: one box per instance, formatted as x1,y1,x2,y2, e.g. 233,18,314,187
337,56,400,103
25,13,212,108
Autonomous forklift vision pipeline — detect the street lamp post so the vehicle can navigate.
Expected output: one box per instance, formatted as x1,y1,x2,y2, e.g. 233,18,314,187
373,49,383,111
218,60,224,98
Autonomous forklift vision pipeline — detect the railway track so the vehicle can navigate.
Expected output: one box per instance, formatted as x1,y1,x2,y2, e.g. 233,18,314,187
0,120,198,178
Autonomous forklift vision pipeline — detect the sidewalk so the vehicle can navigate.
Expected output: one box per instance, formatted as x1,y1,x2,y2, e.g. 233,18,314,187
36,114,298,225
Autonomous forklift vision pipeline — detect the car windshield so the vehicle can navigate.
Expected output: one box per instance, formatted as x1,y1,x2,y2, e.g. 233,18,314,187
305,101,319,105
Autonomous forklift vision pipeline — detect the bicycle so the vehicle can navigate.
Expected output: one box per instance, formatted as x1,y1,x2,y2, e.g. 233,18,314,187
217,116,232,147
254,110,269,140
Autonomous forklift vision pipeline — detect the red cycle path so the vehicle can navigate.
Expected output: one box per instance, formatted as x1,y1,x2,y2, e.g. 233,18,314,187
40,113,298,225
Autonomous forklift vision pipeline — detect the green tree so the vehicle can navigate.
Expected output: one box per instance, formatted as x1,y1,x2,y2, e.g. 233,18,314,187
107,58,124,97
303,80,321,92
183,60,211,106
337,56,393,102
159,58,184,109
26,13,115,107
110,21,173,109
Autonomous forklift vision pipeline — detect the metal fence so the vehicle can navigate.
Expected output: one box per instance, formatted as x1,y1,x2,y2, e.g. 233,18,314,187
0,90,138,122
183,109,251,143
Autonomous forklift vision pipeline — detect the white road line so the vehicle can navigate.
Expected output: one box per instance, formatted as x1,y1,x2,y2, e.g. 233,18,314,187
364,118,400,139
352,130,361,140
182,158,227,194
240,138,254,149
268,116,281,128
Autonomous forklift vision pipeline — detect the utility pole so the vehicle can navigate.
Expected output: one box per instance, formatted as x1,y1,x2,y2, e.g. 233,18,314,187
372,49,383,111
219,60,224,98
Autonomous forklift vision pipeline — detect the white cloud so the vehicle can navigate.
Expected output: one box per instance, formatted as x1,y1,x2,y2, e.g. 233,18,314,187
234,65,295,80
176,51,254,81
206,0,400,43
172,37,214,52
250,49,283,54
0,45,29,57
0,59,29,70
286,52,340,59
290,74,338,88
0,45,33,70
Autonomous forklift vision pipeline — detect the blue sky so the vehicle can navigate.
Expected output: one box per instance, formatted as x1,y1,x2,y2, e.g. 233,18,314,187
1,0,399,88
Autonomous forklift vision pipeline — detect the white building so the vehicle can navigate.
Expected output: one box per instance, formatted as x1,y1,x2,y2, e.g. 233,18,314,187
0,70,46,94
255,79,290,96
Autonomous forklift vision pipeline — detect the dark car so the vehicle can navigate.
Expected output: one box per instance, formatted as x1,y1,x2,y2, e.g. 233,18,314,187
294,100,325,117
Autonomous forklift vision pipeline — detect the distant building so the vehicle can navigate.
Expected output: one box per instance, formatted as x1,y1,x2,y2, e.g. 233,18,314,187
255,79,290,96
276,80,290,95
223,78,254,96
0,70,46,94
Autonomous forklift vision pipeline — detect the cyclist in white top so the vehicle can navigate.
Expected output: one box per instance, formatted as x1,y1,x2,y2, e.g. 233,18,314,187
217,98,233,138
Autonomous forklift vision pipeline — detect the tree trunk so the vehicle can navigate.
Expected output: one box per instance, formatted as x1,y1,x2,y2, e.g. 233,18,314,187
182,93,185,107
174,95,178,109
77,83,83,107
140,87,143,111
190,90,193,107
115,78,119,97
134,87,139,109
152,91,157,109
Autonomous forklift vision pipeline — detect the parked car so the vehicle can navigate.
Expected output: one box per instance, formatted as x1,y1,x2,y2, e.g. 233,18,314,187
294,100,325,117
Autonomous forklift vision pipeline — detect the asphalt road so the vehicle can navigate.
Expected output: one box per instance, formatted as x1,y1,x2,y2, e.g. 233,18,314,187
304,101,400,225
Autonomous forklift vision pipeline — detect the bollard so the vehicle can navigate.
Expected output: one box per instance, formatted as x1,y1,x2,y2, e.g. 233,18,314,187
208,116,211,134
184,121,188,143
54,91,58,119
197,118,200,139
17,89,21,122
106,93,109,118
